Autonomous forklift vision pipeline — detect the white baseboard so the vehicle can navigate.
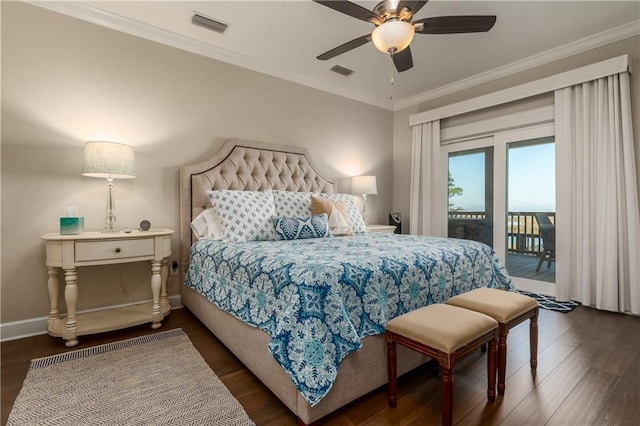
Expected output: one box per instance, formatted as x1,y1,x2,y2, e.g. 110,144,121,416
0,295,183,343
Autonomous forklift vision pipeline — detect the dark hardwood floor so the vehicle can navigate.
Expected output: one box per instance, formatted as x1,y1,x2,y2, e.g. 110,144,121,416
2,305,639,425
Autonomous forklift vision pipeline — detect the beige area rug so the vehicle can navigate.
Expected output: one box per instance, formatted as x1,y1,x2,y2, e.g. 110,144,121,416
7,328,255,425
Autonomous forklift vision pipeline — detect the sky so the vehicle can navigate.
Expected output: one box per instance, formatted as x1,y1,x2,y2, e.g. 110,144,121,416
449,142,555,212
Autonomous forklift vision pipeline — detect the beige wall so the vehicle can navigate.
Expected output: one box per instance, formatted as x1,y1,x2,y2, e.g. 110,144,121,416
2,2,638,330
1,2,393,325
392,35,640,232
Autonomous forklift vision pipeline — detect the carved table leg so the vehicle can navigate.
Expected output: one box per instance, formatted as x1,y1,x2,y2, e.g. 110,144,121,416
62,268,78,347
150,260,162,329
440,357,453,426
498,323,508,395
386,332,397,408
487,337,497,402
530,309,539,370
47,267,60,330
160,259,169,311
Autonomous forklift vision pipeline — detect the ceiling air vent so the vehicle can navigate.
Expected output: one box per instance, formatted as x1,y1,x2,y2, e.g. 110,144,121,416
330,65,354,77
192,13,228,34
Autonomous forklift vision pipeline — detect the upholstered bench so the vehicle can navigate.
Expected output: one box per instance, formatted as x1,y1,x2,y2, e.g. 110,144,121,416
446,288,539,395
385,304,498,426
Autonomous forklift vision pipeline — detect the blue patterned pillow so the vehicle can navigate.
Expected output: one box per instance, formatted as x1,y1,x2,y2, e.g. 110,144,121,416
273,191,312,217
273,214,331,240
207,190,277,242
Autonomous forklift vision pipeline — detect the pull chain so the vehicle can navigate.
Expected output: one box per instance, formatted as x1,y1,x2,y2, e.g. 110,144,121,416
388,53,395,100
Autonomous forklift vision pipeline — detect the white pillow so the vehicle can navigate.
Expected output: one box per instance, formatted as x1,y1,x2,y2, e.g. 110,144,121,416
190,208,223,240
273,190,312,217
207,190,277,242
310,195,353,236
325,204,352,236
316,193,367,233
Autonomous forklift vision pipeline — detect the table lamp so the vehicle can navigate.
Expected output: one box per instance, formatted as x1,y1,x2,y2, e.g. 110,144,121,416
82,141,136,233
352,175,377,225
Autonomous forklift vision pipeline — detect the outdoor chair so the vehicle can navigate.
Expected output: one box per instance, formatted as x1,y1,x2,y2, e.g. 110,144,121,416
535,213,556,272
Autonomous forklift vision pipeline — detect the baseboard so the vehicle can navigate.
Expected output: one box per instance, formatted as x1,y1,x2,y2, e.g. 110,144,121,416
0,295,183,342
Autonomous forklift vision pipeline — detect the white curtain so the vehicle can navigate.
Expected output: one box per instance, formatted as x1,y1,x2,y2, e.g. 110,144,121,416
409,120,447,237
555,71,640,314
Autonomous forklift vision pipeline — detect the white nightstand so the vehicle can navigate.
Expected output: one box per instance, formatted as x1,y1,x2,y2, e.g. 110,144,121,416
367,224,397,233
42,229,174,347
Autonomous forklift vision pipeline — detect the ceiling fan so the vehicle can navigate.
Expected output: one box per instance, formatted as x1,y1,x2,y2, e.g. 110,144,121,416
314,0,497,72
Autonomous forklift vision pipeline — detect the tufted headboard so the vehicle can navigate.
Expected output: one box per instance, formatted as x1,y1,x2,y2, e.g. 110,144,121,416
179,138,335,272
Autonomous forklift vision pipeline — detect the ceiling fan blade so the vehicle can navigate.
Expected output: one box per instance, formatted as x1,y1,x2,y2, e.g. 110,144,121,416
313,0,381,25
396,1,428,17
317,34,372,60
392,46,413,72
414,15,497,34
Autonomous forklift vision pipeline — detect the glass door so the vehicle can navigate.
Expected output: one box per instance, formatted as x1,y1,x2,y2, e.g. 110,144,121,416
447,147,494,248
506,137,556,284
444,124,555,294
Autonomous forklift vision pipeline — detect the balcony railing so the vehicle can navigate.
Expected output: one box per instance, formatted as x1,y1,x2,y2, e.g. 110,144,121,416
448,211,555,255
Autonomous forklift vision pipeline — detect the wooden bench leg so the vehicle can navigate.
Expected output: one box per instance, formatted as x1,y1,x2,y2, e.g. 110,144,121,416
498,324,508,395
487,337,497,402
386,333,397,408
441,362,453,426
530,310,539,370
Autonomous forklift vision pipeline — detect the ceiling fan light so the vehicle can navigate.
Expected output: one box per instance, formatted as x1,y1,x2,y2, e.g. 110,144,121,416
371,20,415,54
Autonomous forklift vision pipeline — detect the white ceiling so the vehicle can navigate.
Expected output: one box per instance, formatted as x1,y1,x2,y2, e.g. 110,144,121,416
35,1,640,110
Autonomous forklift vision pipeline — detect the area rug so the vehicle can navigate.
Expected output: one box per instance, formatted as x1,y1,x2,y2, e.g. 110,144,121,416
518,290,580,313
7,328,255,425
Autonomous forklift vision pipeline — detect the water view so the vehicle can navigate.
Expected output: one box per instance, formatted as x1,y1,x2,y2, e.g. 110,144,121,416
448,140,556,283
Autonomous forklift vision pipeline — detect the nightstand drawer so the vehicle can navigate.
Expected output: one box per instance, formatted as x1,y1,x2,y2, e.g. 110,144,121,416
75,238,154,262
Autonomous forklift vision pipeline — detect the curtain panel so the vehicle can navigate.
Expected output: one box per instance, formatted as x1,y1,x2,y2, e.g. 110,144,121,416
555,72,640,314
409,120,447,237
408,57,637,314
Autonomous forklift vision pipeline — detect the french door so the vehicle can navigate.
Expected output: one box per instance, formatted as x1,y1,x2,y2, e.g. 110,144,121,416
444,124,555,294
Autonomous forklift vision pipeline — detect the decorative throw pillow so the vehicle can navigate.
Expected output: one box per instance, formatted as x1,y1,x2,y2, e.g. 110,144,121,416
316,193,367,234
273,190,312,217
207,190,277,242
190,208,223,240
311,195,353,236
273,214,331,240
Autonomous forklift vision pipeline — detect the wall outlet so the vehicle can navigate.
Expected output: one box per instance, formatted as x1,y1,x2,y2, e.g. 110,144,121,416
170,260,179,275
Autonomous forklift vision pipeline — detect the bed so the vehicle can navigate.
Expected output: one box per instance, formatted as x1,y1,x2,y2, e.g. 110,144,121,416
179,138,513,425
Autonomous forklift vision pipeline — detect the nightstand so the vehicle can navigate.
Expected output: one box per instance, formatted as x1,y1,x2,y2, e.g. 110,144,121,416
367,224,397,233
42,229,174,347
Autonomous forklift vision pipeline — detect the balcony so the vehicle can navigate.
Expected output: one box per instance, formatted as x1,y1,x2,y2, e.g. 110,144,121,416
448,211,555,283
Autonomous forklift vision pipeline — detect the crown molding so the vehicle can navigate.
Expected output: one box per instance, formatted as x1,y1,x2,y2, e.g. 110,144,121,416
26,2,638,112
393,20,640,111
26,1,394,110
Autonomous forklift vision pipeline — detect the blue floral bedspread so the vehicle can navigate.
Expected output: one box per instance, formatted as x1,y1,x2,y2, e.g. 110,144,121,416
184,233,513,406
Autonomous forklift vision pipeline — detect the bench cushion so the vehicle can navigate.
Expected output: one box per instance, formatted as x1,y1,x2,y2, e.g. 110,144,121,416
385,304,497,353
446,288,538,323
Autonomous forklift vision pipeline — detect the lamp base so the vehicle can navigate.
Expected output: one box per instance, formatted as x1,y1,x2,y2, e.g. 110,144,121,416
362,194,369,226
102,178,118,233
